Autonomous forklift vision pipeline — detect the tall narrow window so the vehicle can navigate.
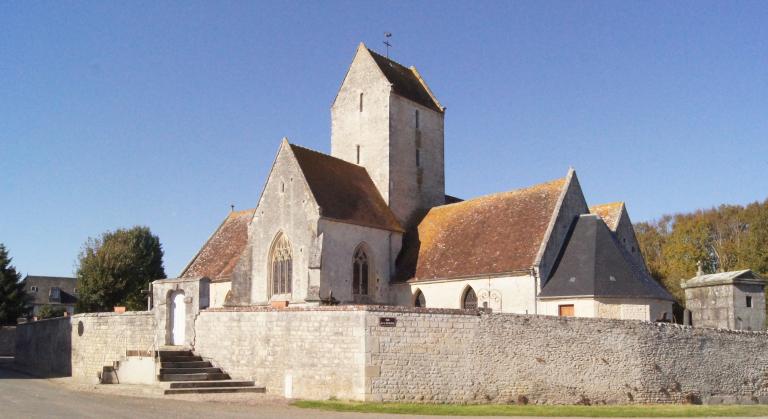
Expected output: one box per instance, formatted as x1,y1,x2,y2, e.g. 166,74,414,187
416,148,421,167
462,287,477,309
415,109,420,128
414,290,426,308
353,247,369,296
269,234,293,296
356,145,360,164
359,92,364,112
747,296,753,308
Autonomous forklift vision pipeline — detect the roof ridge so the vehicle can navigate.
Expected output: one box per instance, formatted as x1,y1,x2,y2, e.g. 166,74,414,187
366,47,412,71
589,201,624,209
432,176,567,211
288,143,366,171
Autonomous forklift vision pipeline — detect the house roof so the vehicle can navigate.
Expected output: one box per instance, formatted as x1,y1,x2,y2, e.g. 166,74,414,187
180,209,254,282
366,48,444,113
681,269,766,289
590,202,624,231
290,144,403,232
539,215,674,301
396,177,567,282
23,276,78,306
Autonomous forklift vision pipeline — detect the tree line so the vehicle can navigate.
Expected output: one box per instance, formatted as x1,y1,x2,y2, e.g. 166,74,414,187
634,199,768,303
0,226,165,324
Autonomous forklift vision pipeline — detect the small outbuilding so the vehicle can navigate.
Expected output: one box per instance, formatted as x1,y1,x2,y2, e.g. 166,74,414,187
681,268,766,330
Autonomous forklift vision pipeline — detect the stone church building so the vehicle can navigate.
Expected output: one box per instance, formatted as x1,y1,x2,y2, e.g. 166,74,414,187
180,43,673,321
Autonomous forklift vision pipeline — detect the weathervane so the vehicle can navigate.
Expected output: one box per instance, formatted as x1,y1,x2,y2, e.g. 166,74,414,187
383,32,392,58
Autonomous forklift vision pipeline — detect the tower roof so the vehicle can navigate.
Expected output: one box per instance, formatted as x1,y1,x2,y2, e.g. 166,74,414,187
366,47,443,113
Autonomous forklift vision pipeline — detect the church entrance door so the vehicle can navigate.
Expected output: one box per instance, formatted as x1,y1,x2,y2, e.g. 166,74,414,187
170,291,186,345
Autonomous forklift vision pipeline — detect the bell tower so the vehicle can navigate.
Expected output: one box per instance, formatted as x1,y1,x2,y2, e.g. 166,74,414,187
331,43,445,229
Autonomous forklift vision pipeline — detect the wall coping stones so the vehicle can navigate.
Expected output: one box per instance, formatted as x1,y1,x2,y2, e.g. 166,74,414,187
205,304,483,315
71,311,153,319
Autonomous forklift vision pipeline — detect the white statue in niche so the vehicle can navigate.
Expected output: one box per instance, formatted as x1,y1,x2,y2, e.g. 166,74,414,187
477,289,502,311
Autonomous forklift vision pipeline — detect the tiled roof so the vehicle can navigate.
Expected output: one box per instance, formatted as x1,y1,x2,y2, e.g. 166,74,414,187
540,215,674,301
180,209,254,282
590,202,624,231
681,269,766,289
367,48,443,113
396,177,567,281
290,144,403,232
23,276,77,306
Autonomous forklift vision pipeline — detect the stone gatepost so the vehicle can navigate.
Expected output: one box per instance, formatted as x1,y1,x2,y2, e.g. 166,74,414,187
151,277,210,347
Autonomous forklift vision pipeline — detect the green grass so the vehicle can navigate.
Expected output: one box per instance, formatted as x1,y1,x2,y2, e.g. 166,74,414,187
292,400,768,417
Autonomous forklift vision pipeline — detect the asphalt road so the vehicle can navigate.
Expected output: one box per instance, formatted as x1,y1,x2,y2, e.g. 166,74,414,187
0,363,355,419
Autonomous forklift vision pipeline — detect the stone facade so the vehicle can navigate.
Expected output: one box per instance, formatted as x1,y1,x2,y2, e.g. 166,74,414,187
538,297,673,322
363,308,768,404
0,326,15,356
71,312,156,379
682,270,766,331
392,274,537,314
245,141,322,306
151,277,209,346
331,44,445,229
14,312,156,379
194,308,366,400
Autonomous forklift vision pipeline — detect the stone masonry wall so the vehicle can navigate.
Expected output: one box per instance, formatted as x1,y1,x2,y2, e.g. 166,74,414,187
14,317,71,377
194,307,367,400
70,312,156,379
0,326,15,356
364,309,768,404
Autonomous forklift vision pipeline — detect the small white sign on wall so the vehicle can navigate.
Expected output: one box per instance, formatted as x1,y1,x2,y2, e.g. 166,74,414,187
284,373,293,399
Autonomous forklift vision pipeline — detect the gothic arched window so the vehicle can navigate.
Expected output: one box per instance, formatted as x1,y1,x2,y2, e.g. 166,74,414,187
270,233,292,296
462,287,477,309
414,290,426,308
352,247,369,296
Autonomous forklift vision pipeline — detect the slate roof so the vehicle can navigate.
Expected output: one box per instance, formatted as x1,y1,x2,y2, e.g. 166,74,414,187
590,202,624,231
290,144,403,232
681,269,766,289
539,215,674,301
367,48,443,113
23,276,78,306
396,177,567,282
180,209,254,282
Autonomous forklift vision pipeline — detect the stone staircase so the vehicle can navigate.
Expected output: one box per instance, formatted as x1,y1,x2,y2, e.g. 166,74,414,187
158,349,264,395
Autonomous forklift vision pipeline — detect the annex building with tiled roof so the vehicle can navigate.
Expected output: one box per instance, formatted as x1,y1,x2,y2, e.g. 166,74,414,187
180,42,674,322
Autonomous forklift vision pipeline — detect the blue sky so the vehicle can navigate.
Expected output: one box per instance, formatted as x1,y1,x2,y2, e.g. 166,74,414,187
2,1,767,277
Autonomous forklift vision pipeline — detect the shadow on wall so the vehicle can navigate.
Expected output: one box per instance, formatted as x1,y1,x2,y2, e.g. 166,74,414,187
13,317,72,378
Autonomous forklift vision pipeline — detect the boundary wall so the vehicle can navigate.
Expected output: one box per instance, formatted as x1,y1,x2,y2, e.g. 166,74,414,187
0,326,15,356
15,317,71,377
14,312,155,379
197,306,768,404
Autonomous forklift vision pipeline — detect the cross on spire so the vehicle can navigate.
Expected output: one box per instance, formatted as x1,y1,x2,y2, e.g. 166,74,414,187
383,32,392,58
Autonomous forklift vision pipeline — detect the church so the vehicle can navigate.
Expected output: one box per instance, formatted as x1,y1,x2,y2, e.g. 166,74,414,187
180,43,673,321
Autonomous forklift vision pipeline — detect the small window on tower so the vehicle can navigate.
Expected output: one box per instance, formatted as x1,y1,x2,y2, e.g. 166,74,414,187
416,148,421,167
747,296,753,308
359,93,364,112
356,145,361,164
415,109,420,128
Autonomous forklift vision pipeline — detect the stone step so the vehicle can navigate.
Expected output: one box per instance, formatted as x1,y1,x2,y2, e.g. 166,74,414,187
163,386,265,395
161,361,212,368
168,380,255,389
160,355,203,363
159,372,230,382
159,367,222,375
158,350,194,358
